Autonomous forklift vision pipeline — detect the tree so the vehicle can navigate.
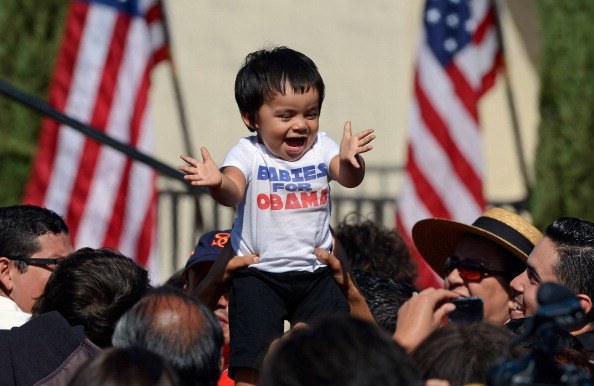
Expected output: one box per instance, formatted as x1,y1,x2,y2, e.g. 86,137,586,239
532,0,594,228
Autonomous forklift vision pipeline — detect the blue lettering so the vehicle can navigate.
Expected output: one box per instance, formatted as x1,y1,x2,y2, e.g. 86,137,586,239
316,163,328,178
303,165,316,181
290,168,304,182
257,166,269,180
298,183,311,191
272,182,284,192
285,183,297,192
268,167,279,181
279,169,291,182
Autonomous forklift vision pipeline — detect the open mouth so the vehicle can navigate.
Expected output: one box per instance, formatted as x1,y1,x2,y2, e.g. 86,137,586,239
284,137,306,151
509,298,525,319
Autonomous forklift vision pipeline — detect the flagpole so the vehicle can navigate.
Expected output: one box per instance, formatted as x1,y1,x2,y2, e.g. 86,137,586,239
0,78,203,193
160,0,195,159
493,0,532,207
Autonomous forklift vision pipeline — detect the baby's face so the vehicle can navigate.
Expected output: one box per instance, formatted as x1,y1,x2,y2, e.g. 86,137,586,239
249,85,320,161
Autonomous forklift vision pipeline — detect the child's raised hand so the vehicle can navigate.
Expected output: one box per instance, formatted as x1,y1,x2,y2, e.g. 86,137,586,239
178,147,223,188
339,121,375,169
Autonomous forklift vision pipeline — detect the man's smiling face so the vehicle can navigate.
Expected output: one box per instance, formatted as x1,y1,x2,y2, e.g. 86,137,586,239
509,237,560,319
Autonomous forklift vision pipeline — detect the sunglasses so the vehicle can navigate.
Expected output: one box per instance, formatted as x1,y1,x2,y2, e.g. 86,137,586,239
8,256,66,269
445,255,507,281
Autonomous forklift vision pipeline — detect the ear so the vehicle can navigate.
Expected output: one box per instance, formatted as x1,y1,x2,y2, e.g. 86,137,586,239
241,113,258,130
576,293,592,315
0,257,14,292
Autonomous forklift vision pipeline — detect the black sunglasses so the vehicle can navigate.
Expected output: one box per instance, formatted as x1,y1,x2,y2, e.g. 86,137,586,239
8,256,66,267
445,255,507,281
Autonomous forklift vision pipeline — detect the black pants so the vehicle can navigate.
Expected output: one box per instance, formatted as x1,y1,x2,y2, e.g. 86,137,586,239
228,266,349,377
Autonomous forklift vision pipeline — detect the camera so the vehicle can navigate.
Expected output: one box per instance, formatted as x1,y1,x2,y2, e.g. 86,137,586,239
488,282,591,386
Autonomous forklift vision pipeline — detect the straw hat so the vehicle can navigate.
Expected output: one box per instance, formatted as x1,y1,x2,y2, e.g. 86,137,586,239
412,208,543,277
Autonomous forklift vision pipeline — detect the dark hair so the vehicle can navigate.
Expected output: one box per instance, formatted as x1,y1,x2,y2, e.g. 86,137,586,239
0,205,69,272
334,218,417,284
69,346,178,386
546,217,594,321
260,315,422,386
352,269,417,334
412,322,511,385
234,46,325,131
31,247,151,348
112,286,223,386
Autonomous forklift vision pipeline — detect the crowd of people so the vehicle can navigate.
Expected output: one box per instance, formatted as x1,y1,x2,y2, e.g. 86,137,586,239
2,203,594,385
2,46,594,386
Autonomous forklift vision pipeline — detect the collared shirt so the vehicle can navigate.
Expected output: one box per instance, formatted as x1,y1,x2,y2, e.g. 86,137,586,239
0,296,31,329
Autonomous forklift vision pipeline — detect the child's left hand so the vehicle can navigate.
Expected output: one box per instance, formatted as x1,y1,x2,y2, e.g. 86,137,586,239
339,121,375,169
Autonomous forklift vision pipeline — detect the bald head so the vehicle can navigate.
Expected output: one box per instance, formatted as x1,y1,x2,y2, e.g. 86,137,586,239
112,287,223,386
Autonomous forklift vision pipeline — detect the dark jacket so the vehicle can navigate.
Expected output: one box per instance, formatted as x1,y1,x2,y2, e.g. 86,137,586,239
0,311,101,386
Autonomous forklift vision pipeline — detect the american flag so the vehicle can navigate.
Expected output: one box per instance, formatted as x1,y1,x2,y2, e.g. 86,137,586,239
396,0,502,289
23,0,168,278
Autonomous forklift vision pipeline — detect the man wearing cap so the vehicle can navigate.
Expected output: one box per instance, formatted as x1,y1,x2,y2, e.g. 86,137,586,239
183,229,258,386
509,217,594,351
412,207,543,325
0,205,74,329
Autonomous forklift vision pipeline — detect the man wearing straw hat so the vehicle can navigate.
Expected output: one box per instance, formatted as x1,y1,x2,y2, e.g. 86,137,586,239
411,207,543,325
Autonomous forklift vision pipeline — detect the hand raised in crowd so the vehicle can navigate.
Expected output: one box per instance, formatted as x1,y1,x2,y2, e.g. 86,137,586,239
393,287,459,353
179,147,223,188
190,241,258,310
314,238,375,323
338,121,375,169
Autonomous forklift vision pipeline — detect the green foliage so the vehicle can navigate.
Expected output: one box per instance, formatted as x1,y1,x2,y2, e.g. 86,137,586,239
531,0,594,228
0,0,68,205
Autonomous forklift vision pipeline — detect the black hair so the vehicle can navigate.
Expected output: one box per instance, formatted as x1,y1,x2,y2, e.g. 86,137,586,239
334,217,417,285
412,322,511,385
0,205,69,273
69,346,178,386
112,286,224,386
546,217,594,321
234,46,325,131
260,315,422,386
31,247,151,348
352,269,417,334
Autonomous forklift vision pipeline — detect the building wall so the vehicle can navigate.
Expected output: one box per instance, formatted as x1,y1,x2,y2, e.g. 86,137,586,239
151,0,540,279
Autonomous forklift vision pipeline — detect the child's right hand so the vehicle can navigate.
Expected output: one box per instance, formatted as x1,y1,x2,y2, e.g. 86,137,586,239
178,147,223,188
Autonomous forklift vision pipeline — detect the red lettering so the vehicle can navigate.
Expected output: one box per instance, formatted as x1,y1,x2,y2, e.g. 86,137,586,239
320,188,328,205
257,194,270,209
285,193,302,209
270,194,283,210
300,191,319,208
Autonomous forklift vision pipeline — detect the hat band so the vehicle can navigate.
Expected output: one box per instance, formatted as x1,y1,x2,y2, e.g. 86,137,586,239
472,217,535,256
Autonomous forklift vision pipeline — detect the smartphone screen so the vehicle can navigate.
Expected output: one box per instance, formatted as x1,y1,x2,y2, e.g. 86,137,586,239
448,297,484,323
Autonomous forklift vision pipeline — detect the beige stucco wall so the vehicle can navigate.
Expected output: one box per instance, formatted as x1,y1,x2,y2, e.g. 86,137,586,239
151,1,540,279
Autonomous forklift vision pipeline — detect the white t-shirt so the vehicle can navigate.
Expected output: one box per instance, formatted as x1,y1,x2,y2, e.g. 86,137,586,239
222,132,338,273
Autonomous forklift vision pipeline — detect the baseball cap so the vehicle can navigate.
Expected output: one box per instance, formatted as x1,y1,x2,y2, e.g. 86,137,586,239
183,229,231,275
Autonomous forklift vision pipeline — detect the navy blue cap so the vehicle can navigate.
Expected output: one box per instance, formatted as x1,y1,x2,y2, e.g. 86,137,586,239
183,230,231,273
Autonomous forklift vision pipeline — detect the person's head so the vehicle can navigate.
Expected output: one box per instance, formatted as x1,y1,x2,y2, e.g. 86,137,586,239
335,217,417,284
352,269,417,334
0,204,73,313
31,247,151,348
69,346,178,386
112,286,224,386
412,321,511,385
235,46,325,161
413,208,542,324
510,217,594,326
260,315,422,386
182,229,231,344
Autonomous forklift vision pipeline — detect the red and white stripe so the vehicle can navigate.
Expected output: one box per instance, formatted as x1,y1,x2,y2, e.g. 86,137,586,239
23,0,167,279
396,0,502,289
